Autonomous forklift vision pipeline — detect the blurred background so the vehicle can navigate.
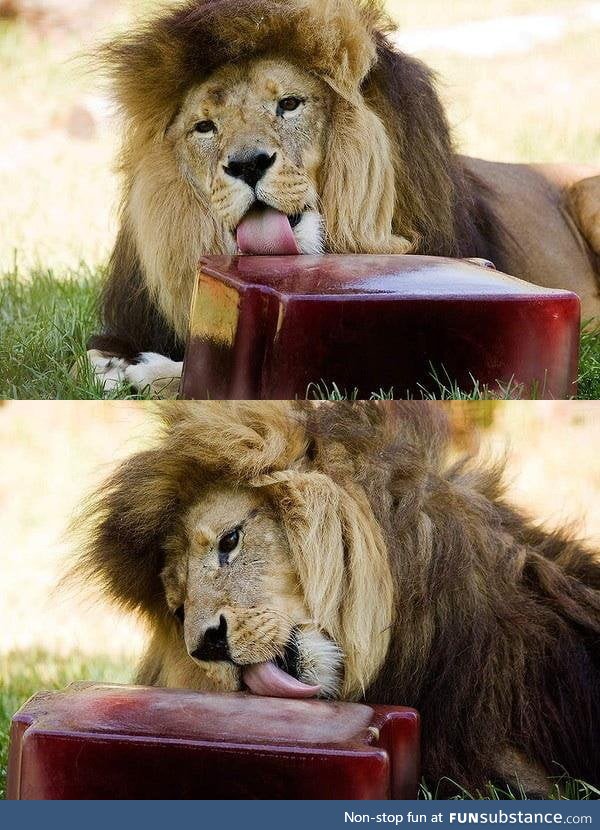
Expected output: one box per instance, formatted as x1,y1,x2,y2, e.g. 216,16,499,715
1,400,600,796
2,0,599,271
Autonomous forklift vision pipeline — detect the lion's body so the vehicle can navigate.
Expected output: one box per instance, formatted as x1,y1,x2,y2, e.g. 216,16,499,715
73,401,600,794
464,157,600,317
87,0,600,392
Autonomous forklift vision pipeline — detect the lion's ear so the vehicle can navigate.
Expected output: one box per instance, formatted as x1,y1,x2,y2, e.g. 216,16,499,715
262,471,394,698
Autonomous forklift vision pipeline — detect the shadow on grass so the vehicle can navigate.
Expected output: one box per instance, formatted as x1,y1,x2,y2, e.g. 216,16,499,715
308,326,600,401
307,371,530,401
419,775,599,801
578,323,600,400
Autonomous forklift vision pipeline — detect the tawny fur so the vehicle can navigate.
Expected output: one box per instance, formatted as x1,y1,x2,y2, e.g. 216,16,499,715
71,401,600,794
89,0,516,362
88,0,600,374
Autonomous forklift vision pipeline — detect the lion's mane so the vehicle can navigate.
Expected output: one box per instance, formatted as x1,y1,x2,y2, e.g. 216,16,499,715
72,401,600,792
92,0,501,358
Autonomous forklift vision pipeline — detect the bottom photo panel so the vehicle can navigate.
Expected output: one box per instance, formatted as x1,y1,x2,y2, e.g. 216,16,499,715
1,400,599,802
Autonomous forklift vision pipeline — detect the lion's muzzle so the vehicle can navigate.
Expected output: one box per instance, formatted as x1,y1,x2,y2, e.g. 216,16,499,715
187,607,342,699
188,613,322,698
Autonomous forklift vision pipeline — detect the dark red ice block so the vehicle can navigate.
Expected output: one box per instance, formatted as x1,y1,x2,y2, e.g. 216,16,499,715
7,683,420,800
180,255,580,400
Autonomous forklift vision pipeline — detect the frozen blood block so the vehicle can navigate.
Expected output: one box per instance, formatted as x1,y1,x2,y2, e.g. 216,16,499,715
180,254,580,400
7,683,420,800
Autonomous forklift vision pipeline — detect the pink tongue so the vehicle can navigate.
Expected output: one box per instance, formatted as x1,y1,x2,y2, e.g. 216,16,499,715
236,206,300,255
242,661,320,698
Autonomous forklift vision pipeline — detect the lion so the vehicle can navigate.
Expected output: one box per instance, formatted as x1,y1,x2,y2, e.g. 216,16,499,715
86,0,600,397
71,401,600,795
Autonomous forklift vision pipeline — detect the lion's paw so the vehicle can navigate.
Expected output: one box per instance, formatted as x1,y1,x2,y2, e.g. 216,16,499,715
88,349,133,393
87,349,182,398
124,352,183,398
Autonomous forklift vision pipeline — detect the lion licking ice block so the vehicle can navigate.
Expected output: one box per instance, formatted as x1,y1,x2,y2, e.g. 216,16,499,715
8,683,420,799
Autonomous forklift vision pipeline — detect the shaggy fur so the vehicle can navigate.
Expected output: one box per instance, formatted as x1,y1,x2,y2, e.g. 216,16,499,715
89,0,504,362
72,402,600,794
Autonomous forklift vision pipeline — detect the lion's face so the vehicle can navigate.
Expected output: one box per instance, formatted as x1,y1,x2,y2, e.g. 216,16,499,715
109,0,457,339
168,57,332,256
160,483,343,698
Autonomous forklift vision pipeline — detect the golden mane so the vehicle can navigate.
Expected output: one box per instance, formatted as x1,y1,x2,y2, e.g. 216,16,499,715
92,0,496,356
72,401,395,696
72,401,600,792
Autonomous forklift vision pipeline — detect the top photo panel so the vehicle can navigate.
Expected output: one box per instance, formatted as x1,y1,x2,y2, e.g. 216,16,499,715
1,0,599,401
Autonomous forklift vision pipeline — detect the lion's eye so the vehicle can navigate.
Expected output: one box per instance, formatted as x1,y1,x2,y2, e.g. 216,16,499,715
174,606,184,624
193,119,216,134
277,96,303,114
218,528,240,560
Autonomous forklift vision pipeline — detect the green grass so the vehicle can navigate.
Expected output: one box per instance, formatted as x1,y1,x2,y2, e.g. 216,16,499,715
1,649,597,800
308,374,538,402
419,777,600,801
578,325,600,400
0,264,152,400
0,650,132,799
2,267,599,400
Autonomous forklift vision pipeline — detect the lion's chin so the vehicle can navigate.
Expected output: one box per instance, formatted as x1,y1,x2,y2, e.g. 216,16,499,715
290,209,325,254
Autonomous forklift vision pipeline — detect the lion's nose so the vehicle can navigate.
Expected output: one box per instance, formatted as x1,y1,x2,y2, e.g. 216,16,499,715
190,614,230,662
223,151,276,188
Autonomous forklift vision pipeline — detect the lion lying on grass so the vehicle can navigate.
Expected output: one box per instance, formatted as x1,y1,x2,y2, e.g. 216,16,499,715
86,0,600,397
72,402,600,794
